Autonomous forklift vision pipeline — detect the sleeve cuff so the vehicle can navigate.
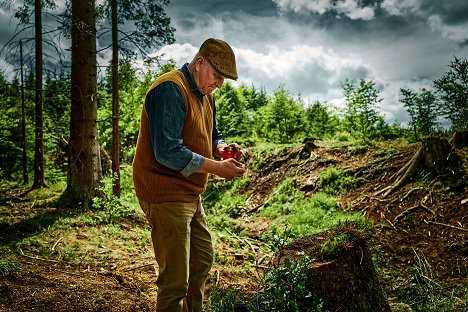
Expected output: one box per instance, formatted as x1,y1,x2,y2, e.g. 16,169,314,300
180,152,205,177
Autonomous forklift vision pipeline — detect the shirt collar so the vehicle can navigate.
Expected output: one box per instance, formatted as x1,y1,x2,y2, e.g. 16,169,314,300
180,63,204,101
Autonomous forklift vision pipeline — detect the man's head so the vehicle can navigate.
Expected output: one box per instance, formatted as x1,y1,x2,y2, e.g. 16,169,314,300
199,38,238,80
189,38,238,95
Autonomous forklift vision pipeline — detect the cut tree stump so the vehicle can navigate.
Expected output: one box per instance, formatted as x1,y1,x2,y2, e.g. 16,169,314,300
450,131,468,149
375,136,462,197
278,223,391,312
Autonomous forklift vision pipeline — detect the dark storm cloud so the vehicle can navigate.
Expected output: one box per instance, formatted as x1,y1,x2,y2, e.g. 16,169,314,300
419,1,468,25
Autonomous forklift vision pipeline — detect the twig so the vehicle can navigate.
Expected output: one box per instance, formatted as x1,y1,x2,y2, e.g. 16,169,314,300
419,203,438,217
424,220,468,232
252,264,270,269
386,218,397,231
215,269,220,286
225,228,256,254
122,263,155,272
52,268,83,277
19,248,60,263
51,237,63,252
394,205,419,222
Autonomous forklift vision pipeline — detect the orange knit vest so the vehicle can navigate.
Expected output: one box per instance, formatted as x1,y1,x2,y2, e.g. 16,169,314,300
132,70,214,203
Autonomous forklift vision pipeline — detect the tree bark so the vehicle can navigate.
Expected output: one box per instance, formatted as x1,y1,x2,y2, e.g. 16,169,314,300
32,0,46,189
278,224,391,312
60,0,101,209
20,39,28,185
111,0,120,197
450,131,468,149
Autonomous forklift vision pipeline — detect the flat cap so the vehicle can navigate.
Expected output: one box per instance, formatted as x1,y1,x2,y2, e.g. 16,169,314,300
199,38,238,80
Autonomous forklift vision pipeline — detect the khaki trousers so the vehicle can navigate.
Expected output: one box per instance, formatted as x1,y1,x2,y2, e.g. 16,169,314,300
139,199,213,312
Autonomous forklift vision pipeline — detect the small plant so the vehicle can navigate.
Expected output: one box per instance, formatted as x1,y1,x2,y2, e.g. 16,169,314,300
261,177,303,217
206,288,247,312
0,259,21,276
260,256,323,312
92,173,134,224
317,166,356,195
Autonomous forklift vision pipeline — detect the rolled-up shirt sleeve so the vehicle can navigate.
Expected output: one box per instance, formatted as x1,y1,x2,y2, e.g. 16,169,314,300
145,82,205,177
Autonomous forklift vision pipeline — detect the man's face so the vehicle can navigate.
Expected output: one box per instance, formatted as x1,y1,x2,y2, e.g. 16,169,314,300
195,57,225,95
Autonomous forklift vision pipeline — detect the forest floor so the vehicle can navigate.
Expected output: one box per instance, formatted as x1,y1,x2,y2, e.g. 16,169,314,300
0,140,467,311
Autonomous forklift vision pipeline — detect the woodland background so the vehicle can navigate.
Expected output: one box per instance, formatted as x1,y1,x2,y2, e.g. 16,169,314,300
0,0,468,311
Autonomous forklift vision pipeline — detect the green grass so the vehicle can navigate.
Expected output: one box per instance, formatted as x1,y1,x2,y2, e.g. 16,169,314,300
0,258,21,276
258,177,366,241
317,166,356,195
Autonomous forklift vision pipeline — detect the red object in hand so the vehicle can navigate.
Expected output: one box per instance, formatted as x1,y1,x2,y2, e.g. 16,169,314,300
223,146,236,160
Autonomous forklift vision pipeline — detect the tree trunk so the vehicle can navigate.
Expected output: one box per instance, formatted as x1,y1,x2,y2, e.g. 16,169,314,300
60,0,101,209
32,0,46,189
421,136,460,174
450,131,468,149
20,39,28,185
278,224,391,312
111,0,120,197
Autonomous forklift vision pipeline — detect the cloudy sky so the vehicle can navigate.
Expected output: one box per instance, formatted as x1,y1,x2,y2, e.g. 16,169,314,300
156,0,468,125
1,0,467,125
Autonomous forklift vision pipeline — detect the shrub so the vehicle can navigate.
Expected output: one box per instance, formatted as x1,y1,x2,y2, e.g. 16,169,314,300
317,166,356,195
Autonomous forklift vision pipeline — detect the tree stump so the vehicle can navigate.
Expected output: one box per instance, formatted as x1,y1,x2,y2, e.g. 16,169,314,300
450,131,468,149
278,224,391,312
375,136,462,197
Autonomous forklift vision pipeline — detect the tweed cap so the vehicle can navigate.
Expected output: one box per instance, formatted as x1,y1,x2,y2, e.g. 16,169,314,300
199,38,238,80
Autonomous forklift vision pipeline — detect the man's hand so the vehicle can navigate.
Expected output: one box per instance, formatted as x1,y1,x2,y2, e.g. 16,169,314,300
199,157,245,180
215,143,245,161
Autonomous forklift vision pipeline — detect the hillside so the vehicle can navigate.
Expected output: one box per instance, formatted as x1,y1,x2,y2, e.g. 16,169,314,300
0,139,467,311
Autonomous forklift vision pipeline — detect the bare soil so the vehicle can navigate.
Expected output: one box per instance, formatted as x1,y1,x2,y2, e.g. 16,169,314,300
1,141,467,311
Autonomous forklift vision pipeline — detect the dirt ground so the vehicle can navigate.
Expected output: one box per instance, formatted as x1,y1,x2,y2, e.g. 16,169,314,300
1,140,467,311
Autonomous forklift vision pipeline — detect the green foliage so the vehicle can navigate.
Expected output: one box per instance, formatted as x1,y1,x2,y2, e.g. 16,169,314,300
112,0,175,57
0,71,34,181
400,88,439,140
305,101,337,139
260,176,367,241
99,60,151,163
0,259,21,276
91,168,136,224
259,86,307,144
261,177,304,216
203,176,250,232
206,288,247,312
215,82,253,137
342,79,383,143
317,166,356,195
261,256,323,312
434,56,468,131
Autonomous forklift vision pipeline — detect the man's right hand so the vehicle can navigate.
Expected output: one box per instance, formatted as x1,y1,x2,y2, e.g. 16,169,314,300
198,157,246,180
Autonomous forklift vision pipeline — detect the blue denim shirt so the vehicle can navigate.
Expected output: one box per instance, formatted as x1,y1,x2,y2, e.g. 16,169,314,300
145,63,226,177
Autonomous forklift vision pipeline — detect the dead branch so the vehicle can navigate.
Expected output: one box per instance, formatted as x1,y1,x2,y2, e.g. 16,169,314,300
394,202,439,223
19,248,61,263
394,205,420,222
419,203,438,217
122,263,155,272
424,220,468,232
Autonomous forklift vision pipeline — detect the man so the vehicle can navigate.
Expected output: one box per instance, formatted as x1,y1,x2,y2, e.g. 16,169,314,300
132,38,246,312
